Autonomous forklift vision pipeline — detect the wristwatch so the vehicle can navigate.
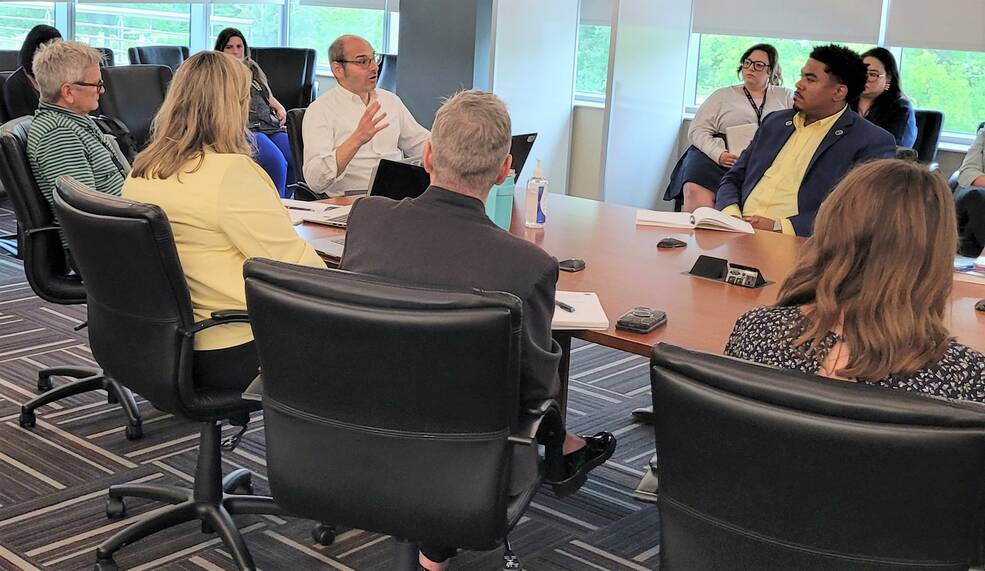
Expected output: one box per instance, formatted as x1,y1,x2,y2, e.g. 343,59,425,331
772,219,782,232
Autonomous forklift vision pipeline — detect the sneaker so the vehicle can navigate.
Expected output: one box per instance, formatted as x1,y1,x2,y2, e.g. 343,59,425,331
546,431,616,497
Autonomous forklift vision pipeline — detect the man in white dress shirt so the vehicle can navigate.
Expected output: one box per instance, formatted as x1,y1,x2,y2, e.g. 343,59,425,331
302,35,430,196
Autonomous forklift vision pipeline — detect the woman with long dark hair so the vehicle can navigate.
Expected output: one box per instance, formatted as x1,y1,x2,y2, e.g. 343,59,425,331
857,47,916,147
214,27,295,197
4,24,63,118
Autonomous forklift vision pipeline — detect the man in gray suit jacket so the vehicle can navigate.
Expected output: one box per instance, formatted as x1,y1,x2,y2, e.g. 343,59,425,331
341,90,615,571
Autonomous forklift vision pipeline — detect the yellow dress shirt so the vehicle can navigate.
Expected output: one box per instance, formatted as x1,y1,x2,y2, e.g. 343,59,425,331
723,106,847,235
123,152,325,351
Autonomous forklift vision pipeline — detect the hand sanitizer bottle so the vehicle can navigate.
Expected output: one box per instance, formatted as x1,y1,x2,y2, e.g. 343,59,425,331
524,159,548,228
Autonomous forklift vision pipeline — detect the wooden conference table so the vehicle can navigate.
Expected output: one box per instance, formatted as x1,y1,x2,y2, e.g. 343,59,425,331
296,191,985,361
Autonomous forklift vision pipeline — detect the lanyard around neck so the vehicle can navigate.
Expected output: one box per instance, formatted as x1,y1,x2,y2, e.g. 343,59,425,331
742,86,768,126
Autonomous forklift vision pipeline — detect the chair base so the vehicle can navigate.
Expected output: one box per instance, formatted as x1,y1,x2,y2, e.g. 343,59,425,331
20,367,142,440
93,422,284,571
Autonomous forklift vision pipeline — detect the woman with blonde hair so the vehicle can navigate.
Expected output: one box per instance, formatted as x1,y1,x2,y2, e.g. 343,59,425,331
725,159,985,400
124,50,324,390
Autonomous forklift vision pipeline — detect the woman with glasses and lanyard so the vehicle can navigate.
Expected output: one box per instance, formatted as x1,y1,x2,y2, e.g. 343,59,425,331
665,44,794,212
856,47,916,148
215,28,294,198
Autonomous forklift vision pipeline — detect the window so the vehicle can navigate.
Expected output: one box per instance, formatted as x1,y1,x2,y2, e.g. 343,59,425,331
0,2,55,51
694,34,872,106
287,0,384,72
575,23,610,100
210,4,283,48
75,3,190,56
900,48,985,136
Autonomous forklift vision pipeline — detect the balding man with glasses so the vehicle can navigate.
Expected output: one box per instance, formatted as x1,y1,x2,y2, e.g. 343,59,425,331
302,35,429,197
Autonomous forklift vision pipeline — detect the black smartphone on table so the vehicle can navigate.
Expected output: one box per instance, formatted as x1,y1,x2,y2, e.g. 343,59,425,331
615,307,667,333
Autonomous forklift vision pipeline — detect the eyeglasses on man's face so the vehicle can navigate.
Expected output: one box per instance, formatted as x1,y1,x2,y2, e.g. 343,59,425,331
866,71,887,81
73,80,105,91
335,52,384,69
741,59,769,72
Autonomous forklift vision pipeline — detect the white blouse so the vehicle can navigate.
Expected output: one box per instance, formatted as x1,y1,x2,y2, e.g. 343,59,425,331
689,85,795,163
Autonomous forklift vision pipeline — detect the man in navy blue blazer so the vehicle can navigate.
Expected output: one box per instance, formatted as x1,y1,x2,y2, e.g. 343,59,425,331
716,45,896,237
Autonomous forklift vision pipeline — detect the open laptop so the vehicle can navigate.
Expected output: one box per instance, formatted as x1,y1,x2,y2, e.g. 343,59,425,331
306,133,538,229
304,159,430,229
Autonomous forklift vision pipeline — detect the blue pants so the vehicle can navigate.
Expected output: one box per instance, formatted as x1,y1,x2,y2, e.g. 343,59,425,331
253,131,294,198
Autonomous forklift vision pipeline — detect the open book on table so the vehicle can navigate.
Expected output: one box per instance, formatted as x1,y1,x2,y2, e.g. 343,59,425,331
636,206,754,234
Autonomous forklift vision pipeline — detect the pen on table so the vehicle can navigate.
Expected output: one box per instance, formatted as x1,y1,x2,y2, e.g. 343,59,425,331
285,206,315,211
555,300,576,313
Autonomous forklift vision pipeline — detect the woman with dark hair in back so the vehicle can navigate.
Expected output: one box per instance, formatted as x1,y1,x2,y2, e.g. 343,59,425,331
664,43,794,212
725,159,985,400
214,27,294,197
4,24,63,119
857,47,916,148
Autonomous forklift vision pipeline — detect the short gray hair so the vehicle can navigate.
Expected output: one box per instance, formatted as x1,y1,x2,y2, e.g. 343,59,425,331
33,41,103,103
431,90,511,190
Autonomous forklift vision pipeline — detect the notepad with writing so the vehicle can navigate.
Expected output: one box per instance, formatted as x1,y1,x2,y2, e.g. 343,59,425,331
282,198,337,225
636,207,754,234
552,291,609,330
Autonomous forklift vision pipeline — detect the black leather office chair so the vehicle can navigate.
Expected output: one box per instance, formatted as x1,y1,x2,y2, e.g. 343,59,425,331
95,47,114,67
649,342,985,570
97,64,172,152
377,53,397,92
285,107,320,200
127,45,188,74
913,109,944,167
249,47,316,109
950,120,985,191
0,49,19,71
0,71,10,128
52,177,284,571
244,259,565,570
0,117,141,438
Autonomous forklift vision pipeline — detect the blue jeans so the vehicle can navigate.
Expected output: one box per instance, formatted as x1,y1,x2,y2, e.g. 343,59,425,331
253,131,294,198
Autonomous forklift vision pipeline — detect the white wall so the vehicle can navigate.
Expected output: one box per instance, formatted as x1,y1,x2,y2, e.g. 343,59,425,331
488,0,578,192
600,0,693,209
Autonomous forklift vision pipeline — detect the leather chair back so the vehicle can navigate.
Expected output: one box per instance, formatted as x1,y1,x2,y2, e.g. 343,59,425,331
650,343,985,570
244,259,522,550
914,109,944,164
98,64,172,151
2,67,38,120
51,176,250,422
95,47,115,67
0,117,83,304
249,47,316,109
127,45,189,74
0,49,18,71
0,71,11,124
377,53,397,92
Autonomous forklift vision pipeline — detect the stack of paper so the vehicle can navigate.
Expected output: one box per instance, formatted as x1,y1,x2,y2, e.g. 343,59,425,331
281,198,335,225
954,255,985,286
552,291,609,330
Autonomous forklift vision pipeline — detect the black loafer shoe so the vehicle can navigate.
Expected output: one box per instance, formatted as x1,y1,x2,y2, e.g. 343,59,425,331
547,431,617,497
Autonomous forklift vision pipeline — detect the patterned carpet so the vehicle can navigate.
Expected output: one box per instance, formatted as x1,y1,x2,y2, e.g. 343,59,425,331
0,199,660,570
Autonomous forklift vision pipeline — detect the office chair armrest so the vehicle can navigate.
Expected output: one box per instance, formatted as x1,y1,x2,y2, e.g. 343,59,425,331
509,398,563,446
183,309,250,337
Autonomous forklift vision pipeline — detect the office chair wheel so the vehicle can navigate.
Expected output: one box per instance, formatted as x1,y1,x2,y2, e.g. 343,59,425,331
106,391,118,404
93,556,118,571
125,422,142,441
18,409,36,428
311,523,336,546
37,373,53,392
105,496,126,520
